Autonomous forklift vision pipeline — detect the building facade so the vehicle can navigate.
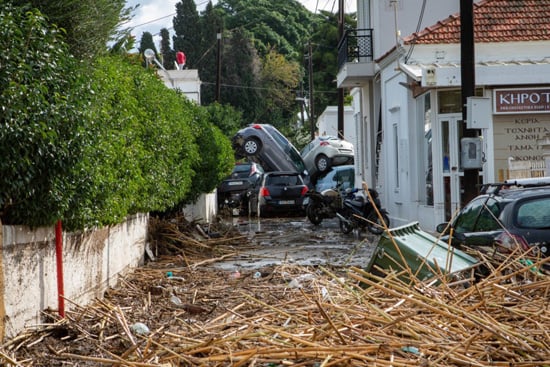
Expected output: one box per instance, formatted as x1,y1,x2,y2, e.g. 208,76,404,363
338,0,550,230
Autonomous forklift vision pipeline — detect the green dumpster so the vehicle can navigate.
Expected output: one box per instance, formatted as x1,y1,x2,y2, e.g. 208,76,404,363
366,222,479,283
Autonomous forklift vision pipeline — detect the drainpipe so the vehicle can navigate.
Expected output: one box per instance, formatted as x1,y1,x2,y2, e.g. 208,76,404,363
55,220,65,318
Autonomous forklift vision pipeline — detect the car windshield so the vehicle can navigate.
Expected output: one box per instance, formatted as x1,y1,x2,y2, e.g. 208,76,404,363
516,197,550,229
266,174,302,186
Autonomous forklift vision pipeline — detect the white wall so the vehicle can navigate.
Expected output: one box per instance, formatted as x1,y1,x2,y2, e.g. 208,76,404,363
316,106,355,142
1,214,148,340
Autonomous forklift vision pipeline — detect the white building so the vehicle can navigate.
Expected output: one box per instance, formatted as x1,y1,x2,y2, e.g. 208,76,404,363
338,0,550,230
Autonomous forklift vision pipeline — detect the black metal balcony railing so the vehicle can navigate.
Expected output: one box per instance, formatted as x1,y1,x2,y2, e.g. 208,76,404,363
337,28,374,70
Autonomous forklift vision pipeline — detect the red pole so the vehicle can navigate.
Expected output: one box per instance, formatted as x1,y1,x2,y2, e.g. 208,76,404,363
55,220,65,318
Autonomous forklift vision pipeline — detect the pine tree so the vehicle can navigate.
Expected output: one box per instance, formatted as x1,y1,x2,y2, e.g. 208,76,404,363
160,28,176,70
172,0,201,68
138,32,158,68
199,2,224,104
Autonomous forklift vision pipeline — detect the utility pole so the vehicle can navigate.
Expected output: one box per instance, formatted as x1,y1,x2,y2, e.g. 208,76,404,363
337,0,345,139
215,29,222,102
308,41,315,140
460,0,479,202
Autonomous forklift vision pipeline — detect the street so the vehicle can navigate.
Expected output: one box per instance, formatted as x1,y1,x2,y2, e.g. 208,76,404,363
212,214,378,271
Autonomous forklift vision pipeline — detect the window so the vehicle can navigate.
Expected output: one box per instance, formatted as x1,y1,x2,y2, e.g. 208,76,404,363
454,197,486,233
516,197,550,229
474,198,501,232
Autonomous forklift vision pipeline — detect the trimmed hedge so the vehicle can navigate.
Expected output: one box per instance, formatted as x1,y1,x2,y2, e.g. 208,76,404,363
0,5,234,231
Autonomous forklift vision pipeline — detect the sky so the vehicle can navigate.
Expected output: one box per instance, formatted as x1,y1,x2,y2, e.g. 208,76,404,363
124,0,357,48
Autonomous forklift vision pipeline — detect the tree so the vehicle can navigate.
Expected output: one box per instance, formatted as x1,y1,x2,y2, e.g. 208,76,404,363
172,0,201,68
11,0,134,59
258,50,302,128
308,10,357,119
160,28,176,70
221,27,263,125
216,0,316,60
138,31,158,67
198,1,224,104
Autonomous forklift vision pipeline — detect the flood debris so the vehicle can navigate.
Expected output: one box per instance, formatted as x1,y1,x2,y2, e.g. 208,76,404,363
1,215,548,366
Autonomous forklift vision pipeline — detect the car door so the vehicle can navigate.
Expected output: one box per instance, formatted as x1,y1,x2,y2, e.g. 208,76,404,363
451,196,503,247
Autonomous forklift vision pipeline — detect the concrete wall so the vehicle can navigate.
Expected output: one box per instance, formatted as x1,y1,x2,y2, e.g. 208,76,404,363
184,192,218,223
0,214,148,340
316,105,355,142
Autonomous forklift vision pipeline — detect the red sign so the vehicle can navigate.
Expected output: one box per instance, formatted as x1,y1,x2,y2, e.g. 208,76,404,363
494,88,550,114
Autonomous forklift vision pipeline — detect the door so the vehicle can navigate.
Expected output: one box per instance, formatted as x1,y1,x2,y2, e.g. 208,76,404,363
439,115,464,221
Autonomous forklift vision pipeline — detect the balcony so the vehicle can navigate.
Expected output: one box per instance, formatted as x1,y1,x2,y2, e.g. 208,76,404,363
337,29,375,88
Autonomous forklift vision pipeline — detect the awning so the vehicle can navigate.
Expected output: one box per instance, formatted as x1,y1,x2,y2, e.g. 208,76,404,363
399,59,550,87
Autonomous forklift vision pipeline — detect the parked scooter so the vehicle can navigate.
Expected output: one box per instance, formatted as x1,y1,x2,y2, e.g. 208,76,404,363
305,187,346,225
336,182,390,235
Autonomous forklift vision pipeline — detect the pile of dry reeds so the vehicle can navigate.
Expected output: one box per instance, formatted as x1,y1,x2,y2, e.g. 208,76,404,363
1,244,548,366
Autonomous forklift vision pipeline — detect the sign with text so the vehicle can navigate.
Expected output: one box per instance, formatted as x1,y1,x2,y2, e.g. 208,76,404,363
493,114,549,179
494,88,550,114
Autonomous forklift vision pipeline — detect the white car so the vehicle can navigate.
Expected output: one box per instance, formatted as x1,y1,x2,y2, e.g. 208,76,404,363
301,136,354,178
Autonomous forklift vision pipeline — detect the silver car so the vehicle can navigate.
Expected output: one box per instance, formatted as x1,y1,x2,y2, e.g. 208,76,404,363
232,124,308,179
301,136,354,178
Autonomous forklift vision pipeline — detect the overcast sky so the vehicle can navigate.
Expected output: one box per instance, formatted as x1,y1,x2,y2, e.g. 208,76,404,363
124,0,356,47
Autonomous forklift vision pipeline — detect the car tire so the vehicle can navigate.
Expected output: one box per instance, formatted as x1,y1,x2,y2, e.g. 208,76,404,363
243,138,261,156
315,154,331,173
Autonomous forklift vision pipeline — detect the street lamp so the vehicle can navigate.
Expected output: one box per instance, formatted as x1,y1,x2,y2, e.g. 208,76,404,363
144,48,166,71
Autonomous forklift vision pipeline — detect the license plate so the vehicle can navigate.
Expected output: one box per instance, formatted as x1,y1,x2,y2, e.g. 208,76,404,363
228,181,243,186
279,200,295,205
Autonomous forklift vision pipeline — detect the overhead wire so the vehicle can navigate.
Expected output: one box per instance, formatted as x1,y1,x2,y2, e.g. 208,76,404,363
404,0,427,62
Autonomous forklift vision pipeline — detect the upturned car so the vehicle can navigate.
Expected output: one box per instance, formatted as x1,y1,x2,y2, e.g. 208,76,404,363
300,136,354,179
232,124,308,182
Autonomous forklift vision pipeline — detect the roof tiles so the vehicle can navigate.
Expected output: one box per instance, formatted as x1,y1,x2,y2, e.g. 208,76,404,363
404,0,550,44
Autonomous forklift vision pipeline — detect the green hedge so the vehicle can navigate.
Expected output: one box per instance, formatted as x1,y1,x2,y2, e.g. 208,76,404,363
1,5,234,231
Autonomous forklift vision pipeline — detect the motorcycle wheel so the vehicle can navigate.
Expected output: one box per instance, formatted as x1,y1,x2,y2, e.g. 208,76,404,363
367,211,390,235
306,202,324,225
339,217,354,234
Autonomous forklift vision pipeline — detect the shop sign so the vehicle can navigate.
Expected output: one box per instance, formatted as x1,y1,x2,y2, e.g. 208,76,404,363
494,88,550,114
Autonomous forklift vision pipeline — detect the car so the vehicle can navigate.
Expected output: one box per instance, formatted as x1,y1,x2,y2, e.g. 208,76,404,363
314,165,355,193
232,124,308,180
248,171,309,217
300,136,354,179
217,161,264,214
436,177,550,268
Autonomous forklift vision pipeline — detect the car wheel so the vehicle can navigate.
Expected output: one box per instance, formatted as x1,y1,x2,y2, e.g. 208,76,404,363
243,138,261,155
315,154,331,173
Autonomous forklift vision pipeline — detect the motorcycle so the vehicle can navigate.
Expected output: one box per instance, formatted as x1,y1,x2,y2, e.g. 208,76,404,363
305,187,346,225
336,183,390,235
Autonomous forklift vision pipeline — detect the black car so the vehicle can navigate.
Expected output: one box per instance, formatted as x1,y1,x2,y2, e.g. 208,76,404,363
436,177,550,267
217,161,264,213
232,124,309,182
248,171,309,217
